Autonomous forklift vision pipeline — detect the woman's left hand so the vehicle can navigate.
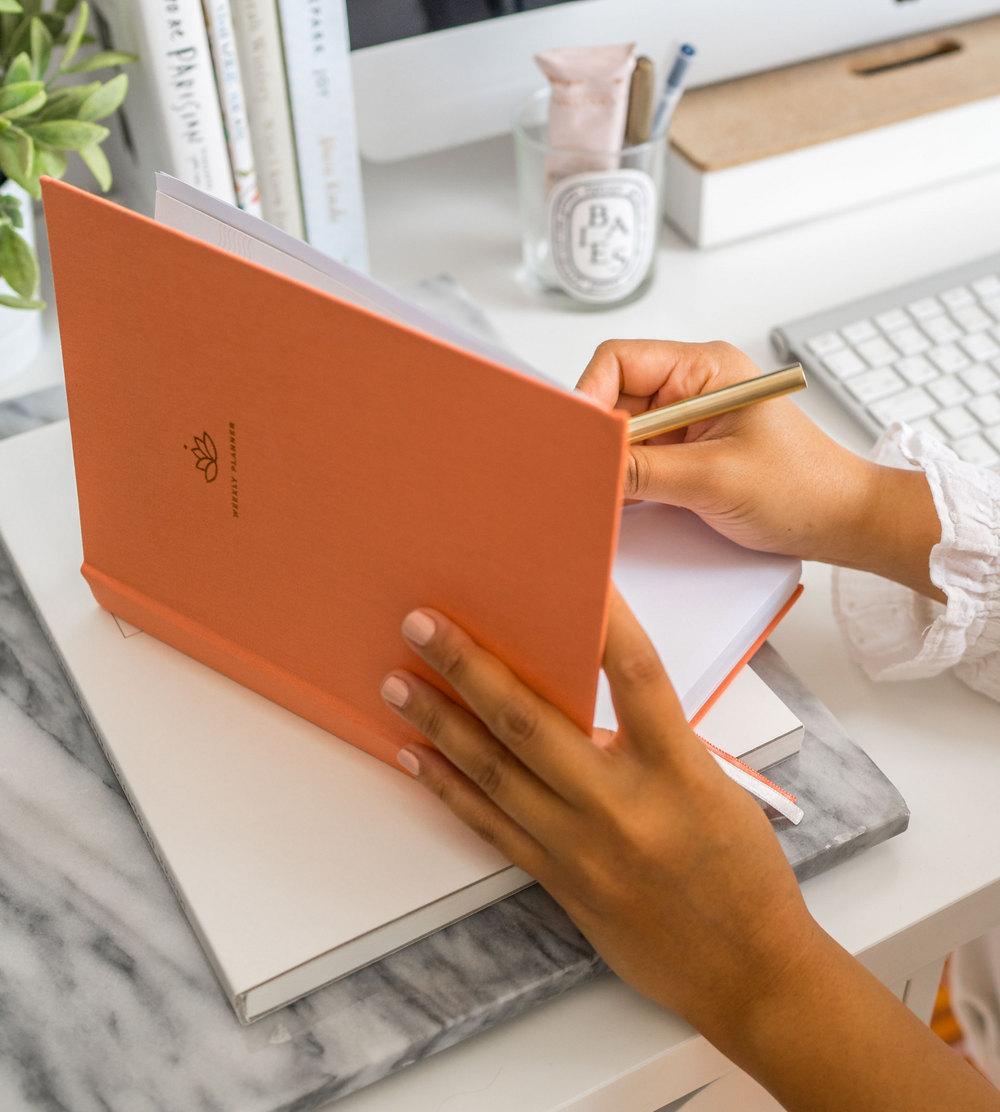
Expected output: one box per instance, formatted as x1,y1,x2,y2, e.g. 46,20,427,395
379,588,818,1042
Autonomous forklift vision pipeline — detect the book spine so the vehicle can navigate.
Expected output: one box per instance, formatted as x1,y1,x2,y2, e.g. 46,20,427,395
228,0,305,237
274,0,368,271
201,0,263,215
131,0,237,203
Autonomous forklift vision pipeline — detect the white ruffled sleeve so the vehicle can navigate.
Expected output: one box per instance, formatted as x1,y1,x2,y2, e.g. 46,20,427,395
831,423,1000,703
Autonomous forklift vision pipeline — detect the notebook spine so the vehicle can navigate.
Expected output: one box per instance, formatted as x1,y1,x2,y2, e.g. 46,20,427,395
128,0,237,203
275,0,368,270
201,0,263,215
81,561,399,769
228,0,305,237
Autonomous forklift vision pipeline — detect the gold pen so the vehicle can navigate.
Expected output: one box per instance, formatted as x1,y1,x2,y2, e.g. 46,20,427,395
626,364,806,444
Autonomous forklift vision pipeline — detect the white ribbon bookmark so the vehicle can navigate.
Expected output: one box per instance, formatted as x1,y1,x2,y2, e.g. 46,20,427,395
697,736,805,826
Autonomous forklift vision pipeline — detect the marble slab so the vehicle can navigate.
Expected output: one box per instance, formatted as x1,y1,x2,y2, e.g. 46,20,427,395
0,387,907,1111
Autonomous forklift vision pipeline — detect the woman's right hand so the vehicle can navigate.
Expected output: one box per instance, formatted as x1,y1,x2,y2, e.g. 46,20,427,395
576,339,943,599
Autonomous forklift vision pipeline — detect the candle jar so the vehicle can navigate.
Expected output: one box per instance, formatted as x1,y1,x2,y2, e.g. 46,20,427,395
513,88,668,309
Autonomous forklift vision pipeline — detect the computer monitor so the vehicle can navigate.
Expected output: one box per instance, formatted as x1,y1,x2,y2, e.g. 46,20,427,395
349,0,1000,161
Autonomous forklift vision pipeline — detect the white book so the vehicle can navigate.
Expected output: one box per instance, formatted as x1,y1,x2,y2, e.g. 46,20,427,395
202,0,263,215
275,0,367,269
696,667,803,771
228,0,305,237
0,421,801,1025
95,0,236,212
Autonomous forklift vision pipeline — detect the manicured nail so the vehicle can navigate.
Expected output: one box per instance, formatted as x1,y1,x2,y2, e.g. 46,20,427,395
381,675,410,708
396,747,421,777
402,610,436,646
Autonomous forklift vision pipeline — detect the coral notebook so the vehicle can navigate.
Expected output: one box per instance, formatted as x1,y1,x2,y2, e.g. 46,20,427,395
42,178,628,769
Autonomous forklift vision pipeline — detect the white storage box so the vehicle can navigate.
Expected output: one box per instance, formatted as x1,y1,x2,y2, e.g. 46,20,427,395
664,17,1000,247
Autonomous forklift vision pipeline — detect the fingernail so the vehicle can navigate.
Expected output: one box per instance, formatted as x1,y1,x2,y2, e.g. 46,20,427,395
381,675,410,708
402,610,436,646
396,746,421,777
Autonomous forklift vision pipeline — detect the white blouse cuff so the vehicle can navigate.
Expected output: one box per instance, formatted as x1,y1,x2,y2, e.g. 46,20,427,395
832,423,1000,701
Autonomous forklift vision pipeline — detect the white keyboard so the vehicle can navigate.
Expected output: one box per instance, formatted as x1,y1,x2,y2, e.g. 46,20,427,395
772,257,1000,470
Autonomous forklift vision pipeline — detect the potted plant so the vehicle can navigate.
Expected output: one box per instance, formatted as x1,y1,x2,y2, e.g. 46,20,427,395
0,0,134,381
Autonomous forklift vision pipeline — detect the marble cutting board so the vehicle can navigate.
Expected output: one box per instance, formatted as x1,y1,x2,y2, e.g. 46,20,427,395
0,386,908,1111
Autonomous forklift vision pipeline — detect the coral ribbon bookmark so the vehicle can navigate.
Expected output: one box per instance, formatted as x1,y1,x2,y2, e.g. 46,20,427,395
696,736,805,826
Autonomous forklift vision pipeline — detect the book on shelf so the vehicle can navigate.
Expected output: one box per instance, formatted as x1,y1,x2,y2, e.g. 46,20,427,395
275,0,368,269
94,0,236,214
227,0,305,237
97,0,369,269
202,0,263,216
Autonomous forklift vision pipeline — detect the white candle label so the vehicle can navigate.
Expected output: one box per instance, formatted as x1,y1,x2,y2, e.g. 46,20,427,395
548,170,657,303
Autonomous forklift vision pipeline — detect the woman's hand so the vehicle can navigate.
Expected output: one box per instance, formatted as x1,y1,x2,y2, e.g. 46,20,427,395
576,339,943,599
380,588,817,1039
380,592,1000,1112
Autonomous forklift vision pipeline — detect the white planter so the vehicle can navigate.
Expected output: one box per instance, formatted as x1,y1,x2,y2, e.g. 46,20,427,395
0,178,44,385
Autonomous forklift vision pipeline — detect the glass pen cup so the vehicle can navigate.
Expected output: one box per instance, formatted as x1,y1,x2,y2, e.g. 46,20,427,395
513,88,668,310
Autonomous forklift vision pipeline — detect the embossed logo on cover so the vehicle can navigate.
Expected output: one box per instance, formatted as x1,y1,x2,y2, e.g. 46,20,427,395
185,432,218,483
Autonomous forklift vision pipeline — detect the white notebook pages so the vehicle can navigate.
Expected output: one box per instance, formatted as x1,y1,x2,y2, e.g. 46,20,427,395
153,174,545,384
0,423,802,1024
594,501,801,723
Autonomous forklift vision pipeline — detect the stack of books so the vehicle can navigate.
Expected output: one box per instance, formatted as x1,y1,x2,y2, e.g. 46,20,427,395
94,0,367,269
20,175,807,1021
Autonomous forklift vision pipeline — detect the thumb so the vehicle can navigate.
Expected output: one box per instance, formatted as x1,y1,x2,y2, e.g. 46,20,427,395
625,439,729,506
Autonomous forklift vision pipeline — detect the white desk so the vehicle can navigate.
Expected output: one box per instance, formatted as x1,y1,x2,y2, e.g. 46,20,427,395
10,140,1000,1112
331,139,1000,1111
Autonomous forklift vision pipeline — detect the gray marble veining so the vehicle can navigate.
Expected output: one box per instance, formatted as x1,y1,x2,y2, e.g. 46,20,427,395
0,386,907,1111
751,643,910,881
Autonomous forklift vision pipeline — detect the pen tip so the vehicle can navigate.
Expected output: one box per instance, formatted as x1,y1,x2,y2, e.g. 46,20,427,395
681,43,696,56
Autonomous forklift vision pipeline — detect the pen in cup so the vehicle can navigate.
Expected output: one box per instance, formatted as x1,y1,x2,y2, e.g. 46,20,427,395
652,43,696,137
624,56,656,146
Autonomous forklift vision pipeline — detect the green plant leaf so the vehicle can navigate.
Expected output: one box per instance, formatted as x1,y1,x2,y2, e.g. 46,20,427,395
5,53,32,85
0,220,39,298
54,0,78,16
0,293,44,309
0,193,23,227
0,0,24,13
57,0,86,71
36,80,97,119
0,79,43,113
0,87,45,119
22,117,106,148
60,49,135,74
76,71,124,120
78,138,109,189
2,15,32,63
0,127,36,194
33,143,65,177
29,16,53,80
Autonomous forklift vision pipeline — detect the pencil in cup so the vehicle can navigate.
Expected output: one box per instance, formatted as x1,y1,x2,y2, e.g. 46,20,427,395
626,364,807,444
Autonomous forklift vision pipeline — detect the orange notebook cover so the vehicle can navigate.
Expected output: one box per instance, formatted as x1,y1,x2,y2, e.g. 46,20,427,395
42,179,628,768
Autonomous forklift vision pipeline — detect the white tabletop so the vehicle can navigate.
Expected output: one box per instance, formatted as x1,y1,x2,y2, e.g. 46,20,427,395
9,139,1000,1112
333,139,1000,1110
